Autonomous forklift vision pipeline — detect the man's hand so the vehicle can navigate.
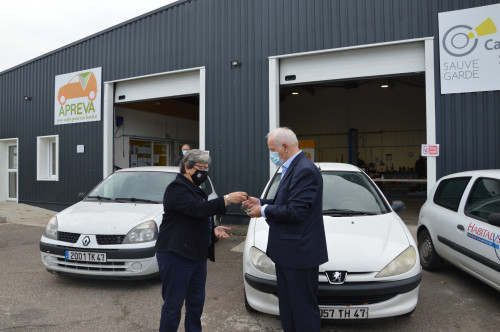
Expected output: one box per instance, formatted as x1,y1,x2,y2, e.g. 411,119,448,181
243,196,263,218
214,226,231,239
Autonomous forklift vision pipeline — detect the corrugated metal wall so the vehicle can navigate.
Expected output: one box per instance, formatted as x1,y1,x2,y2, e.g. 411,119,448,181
1,0,499,206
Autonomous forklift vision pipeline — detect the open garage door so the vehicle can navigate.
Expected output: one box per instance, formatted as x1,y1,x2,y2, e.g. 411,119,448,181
269,38,437,194
103,68,205,176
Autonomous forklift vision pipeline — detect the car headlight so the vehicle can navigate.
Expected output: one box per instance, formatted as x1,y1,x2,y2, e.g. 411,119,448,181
123,221,158,244
44,216,58,240
376,246,417,278
249,246,276,276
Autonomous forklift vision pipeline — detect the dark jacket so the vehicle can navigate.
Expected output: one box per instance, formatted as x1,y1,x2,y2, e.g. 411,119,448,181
261,152,328,269
156,174,226,261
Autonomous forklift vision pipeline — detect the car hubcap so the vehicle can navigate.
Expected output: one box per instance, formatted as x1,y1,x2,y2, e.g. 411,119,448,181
420,237,432,262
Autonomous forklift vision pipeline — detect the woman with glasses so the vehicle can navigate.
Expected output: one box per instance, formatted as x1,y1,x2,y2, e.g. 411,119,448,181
156,149,247,332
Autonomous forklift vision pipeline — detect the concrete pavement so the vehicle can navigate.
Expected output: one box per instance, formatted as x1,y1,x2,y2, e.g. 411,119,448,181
0,202,57,227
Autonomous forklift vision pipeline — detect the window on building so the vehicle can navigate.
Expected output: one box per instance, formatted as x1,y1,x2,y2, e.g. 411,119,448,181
37,135,59,181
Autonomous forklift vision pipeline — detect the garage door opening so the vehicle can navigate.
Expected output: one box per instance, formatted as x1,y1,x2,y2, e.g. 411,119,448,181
270,38,436,196
113,95,199,170
280,73,425,175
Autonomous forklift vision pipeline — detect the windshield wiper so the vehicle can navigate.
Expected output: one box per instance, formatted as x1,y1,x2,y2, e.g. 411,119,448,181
323,209,377,216
87,195,112,201
114,197,158,203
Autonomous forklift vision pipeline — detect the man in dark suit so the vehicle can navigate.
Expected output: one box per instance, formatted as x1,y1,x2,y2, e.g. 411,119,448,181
244,127,328,332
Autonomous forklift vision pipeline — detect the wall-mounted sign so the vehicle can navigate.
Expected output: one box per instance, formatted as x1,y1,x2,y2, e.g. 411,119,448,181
76,145,85,154
439,4,500,94
421,144,440,157
54,67,102,125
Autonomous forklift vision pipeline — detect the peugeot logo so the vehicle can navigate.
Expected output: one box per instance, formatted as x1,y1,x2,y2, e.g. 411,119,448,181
325,271,347,284
82,236,91,246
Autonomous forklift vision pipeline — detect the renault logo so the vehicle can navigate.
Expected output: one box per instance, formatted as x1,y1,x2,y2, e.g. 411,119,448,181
325,271,347,284
82,236,91,246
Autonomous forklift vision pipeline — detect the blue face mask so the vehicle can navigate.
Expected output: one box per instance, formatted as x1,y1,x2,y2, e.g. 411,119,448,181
270,146,284,167
182,150,188,155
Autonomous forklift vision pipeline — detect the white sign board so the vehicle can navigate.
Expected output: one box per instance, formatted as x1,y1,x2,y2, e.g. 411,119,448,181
421,144,440,157
439,4,500,94
54,67,102,125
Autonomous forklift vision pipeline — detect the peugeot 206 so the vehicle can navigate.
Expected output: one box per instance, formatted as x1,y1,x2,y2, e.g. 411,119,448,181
40,166,220,279
243,162,421,319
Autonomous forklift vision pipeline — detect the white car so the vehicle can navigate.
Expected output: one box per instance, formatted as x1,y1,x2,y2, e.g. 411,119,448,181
243,163,421,319
417,170,500,291
40,166,220,279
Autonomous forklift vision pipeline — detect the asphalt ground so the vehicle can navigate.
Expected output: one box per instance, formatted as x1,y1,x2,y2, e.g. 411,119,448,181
1,198,500,331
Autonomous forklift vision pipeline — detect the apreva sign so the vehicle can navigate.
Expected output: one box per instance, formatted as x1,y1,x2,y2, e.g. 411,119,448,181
421,144,440,157
54,67,102,125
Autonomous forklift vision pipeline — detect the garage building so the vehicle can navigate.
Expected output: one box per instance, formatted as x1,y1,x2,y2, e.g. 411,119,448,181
1,0,499,222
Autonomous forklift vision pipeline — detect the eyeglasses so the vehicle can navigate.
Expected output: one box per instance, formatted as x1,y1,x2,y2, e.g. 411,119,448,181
193,165,209,171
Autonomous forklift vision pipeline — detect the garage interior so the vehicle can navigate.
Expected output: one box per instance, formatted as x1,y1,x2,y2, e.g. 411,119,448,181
280,73,427,197
113,95,199,170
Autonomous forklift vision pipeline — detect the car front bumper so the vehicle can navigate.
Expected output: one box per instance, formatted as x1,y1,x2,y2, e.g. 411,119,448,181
40,241,158,279
244,273,421,318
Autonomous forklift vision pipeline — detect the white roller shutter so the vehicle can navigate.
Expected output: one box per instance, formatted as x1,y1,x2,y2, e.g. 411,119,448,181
280,42,425,85
114,69,200,103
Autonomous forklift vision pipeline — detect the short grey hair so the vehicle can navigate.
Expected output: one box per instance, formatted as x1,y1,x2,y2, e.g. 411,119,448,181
267,127,298,147
179,149,211,173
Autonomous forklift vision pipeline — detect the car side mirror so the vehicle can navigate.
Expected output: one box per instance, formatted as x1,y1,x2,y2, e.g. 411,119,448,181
391,200,406,213
77,192,87,201
487,213,500,227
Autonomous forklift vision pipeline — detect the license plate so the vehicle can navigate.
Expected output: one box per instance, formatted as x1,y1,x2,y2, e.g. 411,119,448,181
320,307,368,319
65,250,107,262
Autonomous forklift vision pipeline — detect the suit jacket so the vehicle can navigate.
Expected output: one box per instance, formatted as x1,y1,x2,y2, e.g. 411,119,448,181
156,174,226,262
261,152,328,269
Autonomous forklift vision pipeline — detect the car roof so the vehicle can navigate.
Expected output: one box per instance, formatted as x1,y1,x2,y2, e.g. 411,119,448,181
115,166,180,173
441,169,500,180
274,162,361,173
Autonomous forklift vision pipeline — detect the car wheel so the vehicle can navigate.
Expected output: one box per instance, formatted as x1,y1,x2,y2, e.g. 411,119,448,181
244,290,257,313
418,229,443,271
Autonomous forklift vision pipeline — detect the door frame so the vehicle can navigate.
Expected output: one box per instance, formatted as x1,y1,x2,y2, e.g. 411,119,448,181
268,37,436,194
103,67,206,179
0,138,19,202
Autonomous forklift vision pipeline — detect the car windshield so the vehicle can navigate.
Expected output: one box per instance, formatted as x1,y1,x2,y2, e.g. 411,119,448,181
86,171,177,203
264,170,390,215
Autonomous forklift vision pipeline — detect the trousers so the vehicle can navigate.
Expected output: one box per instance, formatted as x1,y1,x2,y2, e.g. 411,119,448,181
157,251,207,332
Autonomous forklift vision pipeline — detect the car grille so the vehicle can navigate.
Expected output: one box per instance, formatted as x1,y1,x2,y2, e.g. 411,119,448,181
96,235,126,245
56,257,126,272
57,232,126,245
58,232,79,243
318,291,397,306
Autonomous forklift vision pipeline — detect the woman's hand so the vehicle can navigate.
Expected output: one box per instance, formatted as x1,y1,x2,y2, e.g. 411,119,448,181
214,226,231,239
227,192,248,204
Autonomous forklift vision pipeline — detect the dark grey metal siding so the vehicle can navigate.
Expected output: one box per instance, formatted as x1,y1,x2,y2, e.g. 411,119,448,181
1,0,499,206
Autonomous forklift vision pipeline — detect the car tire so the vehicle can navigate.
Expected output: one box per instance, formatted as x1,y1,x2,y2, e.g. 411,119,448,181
418,229,443,271
244,290,257,313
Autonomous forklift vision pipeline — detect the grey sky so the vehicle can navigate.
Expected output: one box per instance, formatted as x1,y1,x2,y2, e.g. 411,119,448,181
0,0,176,72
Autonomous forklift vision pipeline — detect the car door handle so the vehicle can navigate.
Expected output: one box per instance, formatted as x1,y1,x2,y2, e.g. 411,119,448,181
457,224,465,231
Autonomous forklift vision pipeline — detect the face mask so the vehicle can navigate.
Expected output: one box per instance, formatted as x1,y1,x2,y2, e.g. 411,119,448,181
182,150,188,155
191,169,209,186
270,146,284,167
